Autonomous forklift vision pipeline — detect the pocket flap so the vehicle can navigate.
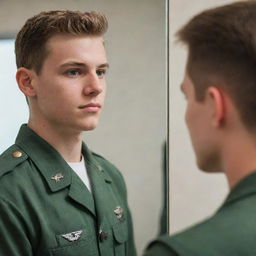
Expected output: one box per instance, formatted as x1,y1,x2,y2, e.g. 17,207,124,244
112,221,128,243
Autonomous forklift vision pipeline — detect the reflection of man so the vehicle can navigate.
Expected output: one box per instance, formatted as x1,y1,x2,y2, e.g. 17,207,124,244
0,11,136,255
144,1,256,255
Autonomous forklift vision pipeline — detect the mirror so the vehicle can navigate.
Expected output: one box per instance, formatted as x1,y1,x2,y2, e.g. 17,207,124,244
0,0,168,254
169,0,231,234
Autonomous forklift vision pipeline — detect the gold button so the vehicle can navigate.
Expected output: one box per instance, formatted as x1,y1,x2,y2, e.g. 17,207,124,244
12,151,23,158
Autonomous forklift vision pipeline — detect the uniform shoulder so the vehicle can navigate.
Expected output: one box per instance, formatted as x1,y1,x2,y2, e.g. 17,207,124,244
160,216,221,255
144,235,179,256
0,144,28,179
146,234,195,256
154,202,256,255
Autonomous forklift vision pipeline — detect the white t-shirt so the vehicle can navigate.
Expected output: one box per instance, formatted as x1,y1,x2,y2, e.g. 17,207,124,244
67,155,91,192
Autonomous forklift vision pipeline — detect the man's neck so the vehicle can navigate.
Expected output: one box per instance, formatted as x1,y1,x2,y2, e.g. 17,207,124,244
222,129,256,189
28,120,83,162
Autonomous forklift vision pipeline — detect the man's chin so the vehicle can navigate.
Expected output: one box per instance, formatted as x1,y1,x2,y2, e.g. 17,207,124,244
80,122,99,132
197,161,223,173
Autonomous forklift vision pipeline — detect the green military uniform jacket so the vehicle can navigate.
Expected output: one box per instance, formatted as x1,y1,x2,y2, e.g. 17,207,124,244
0,124,136,256
144,172,256,256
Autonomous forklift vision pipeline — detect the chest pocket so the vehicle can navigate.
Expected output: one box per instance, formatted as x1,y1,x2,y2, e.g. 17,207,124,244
49,228,97,256
112,220,128,256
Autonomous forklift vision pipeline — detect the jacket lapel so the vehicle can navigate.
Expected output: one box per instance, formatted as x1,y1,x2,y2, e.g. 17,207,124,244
89,162,109,222
68,172,96,217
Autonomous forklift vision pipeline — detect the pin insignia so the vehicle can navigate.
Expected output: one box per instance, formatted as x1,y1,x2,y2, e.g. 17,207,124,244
12,151,23,158
114,206,124,221
61,230,83,242
97,165,103,171
51,173,64,182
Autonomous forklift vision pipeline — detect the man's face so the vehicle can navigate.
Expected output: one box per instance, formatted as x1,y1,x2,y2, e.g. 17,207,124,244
181,72,220,172
31,34,108,132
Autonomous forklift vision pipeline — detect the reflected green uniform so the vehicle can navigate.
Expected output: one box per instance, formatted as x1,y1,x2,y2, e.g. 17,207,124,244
0,124,136,256
144,172,256,256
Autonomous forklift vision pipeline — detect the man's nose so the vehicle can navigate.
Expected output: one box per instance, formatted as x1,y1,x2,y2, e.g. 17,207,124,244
83,73,103,96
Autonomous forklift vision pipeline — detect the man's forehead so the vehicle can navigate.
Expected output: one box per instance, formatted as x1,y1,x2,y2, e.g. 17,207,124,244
45,34,106,60
39,34,107,73
46,33,104,48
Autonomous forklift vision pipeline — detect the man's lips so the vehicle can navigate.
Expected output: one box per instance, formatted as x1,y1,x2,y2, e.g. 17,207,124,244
78,103,102,112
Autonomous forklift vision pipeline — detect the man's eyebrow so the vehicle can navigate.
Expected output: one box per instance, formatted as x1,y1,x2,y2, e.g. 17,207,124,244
97,63,109,69
59,62,85,68
59,62,109,69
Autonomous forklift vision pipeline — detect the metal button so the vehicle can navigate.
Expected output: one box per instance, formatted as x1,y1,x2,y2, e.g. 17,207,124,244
12,151,23,158
99,230,108,242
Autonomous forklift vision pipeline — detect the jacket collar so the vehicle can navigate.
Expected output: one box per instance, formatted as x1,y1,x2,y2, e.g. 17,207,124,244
222,171,256,208
82,143,113,184
15,124,73,192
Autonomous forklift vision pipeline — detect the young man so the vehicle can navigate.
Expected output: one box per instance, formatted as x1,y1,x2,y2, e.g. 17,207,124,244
0,11,136,256
144,1,256,255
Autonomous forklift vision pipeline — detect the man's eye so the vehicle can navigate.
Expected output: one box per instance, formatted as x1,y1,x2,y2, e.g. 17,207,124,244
96,69,107,77
66,69,82,77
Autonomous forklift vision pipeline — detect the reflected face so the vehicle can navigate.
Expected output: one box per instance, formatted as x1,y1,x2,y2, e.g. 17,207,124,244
181,73,219,172
31,34,108,132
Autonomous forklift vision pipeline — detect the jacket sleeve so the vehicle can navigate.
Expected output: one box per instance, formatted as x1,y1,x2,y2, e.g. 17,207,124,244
0,198,33,256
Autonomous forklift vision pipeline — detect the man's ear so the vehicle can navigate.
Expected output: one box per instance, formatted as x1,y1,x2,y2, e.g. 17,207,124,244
16,67,37,97
207,86,225,127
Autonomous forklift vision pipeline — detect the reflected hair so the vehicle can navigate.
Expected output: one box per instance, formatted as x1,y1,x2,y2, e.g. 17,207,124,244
176,1,256,130
15,10,108,74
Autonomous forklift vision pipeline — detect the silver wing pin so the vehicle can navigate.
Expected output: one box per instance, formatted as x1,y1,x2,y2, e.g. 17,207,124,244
61,230,83,242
